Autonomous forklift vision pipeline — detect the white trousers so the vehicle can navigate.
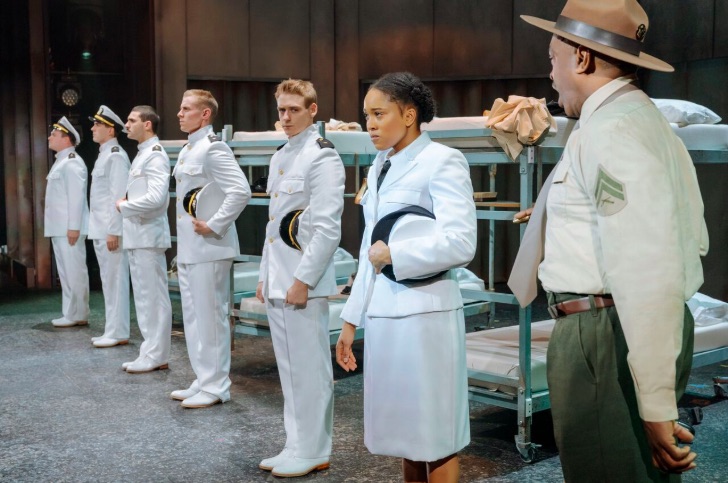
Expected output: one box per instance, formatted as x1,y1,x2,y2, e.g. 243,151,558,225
93,240,130,339
51,236,89,321
267,298,333,459
128,248,171,364
178,260,232,400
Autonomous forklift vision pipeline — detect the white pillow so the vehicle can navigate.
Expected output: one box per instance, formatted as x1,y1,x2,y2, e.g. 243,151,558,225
652,99,722,126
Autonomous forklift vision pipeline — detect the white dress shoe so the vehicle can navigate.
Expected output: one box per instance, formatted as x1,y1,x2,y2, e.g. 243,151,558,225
91,335,105,343
93,337,129,348
259,447,293,471
272,456,329,477
170,382,200,401
121,357,141,371
52,317,88,328
181,391,222,409
125,357,169,374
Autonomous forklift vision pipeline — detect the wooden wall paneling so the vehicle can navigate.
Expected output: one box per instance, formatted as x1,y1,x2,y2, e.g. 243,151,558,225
695,164,728,300
700,165,728,300
187,0,250,79
125,0,156,108
334,0,360,123
687,57,728,122
1,2,18,261
29,0,51,288
253,82,279,131
716,0,728,58
524,77,556,103
310,0,335,121
429,81,484,117
481,79,510,111
154,0,188,140
640,62,689,100
512,0,562,75
433,0,512,77
641,0,714,63
249,0,310,80
13,2,36,282
358,0,434,79
333,0,363,259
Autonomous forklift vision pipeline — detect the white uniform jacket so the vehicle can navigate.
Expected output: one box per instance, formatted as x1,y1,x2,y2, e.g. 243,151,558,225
539,77,709,421
44,147,89,237
89,139,130,240
259,124,345,300
341,132,477,326
173,125,251,264
119,136,171,250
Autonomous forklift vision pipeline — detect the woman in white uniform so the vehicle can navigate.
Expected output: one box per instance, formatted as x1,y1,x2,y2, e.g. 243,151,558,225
337,72,477,483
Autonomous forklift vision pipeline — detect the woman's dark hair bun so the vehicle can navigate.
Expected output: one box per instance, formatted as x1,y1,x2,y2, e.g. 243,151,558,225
370,72,436,124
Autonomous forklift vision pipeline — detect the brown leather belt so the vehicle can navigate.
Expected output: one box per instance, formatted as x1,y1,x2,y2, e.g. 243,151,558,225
547,295,614,319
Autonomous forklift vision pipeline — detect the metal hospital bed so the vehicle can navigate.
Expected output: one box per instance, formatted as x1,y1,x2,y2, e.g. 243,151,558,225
423,115,728,462
161,124,371,344
162,124,490,344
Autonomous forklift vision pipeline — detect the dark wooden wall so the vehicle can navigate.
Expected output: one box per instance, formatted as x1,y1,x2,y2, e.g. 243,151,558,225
0,0,154,288
150,0,728,299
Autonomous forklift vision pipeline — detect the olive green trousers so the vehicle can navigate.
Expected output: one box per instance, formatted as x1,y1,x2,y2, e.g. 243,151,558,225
546,293,694,483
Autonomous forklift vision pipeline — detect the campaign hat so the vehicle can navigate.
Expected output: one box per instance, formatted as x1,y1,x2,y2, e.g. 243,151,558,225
521,0,673,72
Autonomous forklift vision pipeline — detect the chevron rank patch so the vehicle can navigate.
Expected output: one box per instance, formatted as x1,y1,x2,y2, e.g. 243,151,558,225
594,165,627,216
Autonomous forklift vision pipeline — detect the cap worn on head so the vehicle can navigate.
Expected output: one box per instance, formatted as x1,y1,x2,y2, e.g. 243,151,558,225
521,0,673,72
52,116,81,146
89,105,128,133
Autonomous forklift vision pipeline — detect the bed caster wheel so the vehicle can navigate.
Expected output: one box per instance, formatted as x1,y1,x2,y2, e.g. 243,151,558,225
515,438,539,463
519,445,537,463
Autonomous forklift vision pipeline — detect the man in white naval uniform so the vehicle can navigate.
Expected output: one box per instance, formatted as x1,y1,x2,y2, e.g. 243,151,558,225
115,105,173,374
45,116,90,328
170,89,250,408
88,105,131,348
255,79,345,478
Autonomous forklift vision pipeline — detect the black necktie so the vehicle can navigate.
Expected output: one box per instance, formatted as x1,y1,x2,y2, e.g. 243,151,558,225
377,159,391,191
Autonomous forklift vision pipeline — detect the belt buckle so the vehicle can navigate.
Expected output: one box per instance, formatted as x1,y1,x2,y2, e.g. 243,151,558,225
547,305,561,319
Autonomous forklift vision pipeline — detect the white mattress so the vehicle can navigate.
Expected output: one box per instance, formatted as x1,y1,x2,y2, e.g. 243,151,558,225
232,258,357,293
422,116,728,153
466,305,728,395
422,116,576,151
466,319,553,395
232,131,286,142
231,130,377,155
238,295,348,331
669,123,728,151
159,139,188,148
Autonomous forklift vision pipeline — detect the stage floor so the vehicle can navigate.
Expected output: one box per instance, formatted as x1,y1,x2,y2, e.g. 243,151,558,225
1,267,726,482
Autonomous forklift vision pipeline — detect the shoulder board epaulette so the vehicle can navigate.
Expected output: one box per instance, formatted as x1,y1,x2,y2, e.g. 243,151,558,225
69,152,76,158
183,142,189,149
153,145,162,151
111,146,120,153
208,133,222,142
316,137,335,149
277,143,287,151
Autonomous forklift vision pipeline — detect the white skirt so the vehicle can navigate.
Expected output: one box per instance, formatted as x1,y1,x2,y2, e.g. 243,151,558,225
363,308,470,461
